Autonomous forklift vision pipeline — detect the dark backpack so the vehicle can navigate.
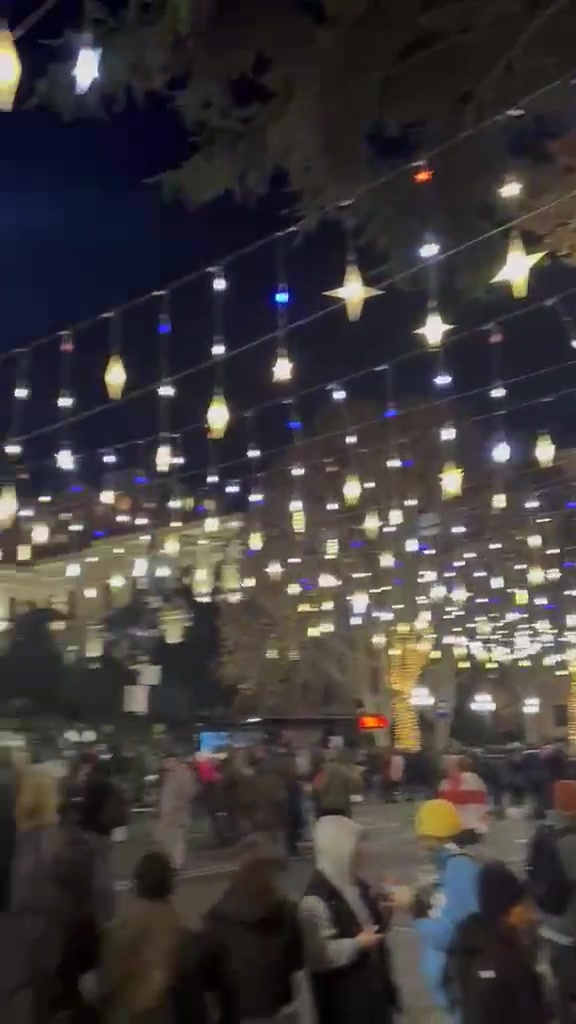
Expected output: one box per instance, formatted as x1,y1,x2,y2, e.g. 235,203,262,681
527,824,574,915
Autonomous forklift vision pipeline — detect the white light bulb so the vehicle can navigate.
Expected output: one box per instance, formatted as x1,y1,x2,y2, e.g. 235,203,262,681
273,351,293,382
491,439,511,464
212,269,227,292
56,446,75,471
498,178,523,199
440,424,457,442
157,382,176,398
433,370,452,388
73,43,101,95
419,240,440,259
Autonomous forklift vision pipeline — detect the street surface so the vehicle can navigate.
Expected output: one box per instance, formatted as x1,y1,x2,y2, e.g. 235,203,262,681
113,802,531,1023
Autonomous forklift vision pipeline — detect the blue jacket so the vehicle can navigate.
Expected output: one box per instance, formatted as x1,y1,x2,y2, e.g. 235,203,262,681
416,847,481,1007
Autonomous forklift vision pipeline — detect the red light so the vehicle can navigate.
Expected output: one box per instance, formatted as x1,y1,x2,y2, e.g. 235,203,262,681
358,714,389,730
413,166,434,184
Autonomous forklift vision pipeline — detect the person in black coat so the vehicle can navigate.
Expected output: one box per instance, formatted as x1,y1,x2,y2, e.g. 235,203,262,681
300,814,399,1024
201,835,303,1024
445,861,545,1024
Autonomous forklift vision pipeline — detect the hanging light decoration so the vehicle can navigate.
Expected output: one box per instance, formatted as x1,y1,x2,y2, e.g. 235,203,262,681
206,388,230,440
389,507,404,526
248,530,264,551
491,438,512,464
342,473,362,506
289,498,306,533
0,22,21,112
415,303,453,349
0,483,17,528
430,582,447,602
324,257,381,321
535,432,555,468
363,510,382,539
265,560,284,580
104,354,127,400
31,522,50,545
55,445,76,472
73,35,102,94
491,230,546,299
440,461,463,499
163,535,181,557
491,492,508,511
272,348,293,383
527,565,545,586
155,441,172,474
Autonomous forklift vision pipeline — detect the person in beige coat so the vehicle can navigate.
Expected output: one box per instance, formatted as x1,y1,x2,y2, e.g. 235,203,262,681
101,851,183,1024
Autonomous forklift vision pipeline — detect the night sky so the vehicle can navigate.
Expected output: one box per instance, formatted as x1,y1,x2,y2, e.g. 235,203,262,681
3,1,576,498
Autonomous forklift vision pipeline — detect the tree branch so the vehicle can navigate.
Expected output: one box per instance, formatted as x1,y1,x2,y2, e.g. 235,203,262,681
14,0,59,41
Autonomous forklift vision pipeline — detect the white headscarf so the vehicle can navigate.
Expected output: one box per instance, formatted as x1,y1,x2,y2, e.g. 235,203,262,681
313,815,372,926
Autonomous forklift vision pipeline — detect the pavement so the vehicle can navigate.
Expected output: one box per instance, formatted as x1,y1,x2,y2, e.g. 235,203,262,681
113,802,532,1023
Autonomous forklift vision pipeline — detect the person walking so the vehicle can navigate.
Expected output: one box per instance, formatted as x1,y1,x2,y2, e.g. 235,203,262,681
445,861,545,1024
439,755,489,838
312,750,360,818
528,779,576,1023
413,799,481,1011
300,814,399,1024
157,756,195,870
101,851,184,1024
202,834,303,1024
0,766,64,1024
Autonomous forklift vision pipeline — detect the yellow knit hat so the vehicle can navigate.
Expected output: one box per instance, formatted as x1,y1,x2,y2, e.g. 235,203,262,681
415,799,462,839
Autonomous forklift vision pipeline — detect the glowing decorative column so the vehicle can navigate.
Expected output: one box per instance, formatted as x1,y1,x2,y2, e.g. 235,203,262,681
388,629,432,752
569,663,576,754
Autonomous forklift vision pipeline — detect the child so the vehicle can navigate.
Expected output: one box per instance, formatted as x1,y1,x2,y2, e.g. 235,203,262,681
101,851,183,1024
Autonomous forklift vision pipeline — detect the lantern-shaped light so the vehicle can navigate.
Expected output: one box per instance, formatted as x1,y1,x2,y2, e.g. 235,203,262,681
389,507,404,526
342,473,362,506
440,461,463,499
0,483,17,528
272,349,293,383
155,442,172,474
363,510,381,539
491,492,507,511
206,388,230,440
289,498,306,534
248,530,264,551
535,432,555,468
527,565,545,586
104,354,127,400
350,591,370,615
266,560,284,580
31,522,50,545
0,24,21,112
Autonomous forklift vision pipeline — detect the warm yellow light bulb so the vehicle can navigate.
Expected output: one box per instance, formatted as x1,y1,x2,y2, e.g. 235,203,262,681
104,354,127,399
0,24,21,112
440,461,463,499
206,388,230,440
0,483,17,528
491,230,545,299
342,473,362,506
415,306,453,349
272,350,293,382
324,259,381,321
535,432,555,468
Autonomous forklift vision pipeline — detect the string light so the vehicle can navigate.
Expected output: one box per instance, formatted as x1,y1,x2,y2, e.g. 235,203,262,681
324,258,381,321
0,484,17,528
491,230,546,299
99,489,115,505
0,22,21,111
206,388,230,439
273,349,293,383
491,438,512,464
248,530,264,551
104,354,127,400
419,239,440,259
498,177,523,199
363,510,382,539
440,461,463,499
31,522,50,545
415,304,453,349
342,473,362,506
73,37,101,94
155,441,172,474
535,432,555,468
55,445,76,472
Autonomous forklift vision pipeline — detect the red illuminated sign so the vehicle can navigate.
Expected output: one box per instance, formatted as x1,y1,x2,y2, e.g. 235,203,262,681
358,714,389,730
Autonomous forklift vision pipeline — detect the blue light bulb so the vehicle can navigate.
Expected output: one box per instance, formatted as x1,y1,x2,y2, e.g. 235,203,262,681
275,287,290,305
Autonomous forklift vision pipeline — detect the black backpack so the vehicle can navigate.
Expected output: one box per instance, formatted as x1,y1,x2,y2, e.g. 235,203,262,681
527,823,574,915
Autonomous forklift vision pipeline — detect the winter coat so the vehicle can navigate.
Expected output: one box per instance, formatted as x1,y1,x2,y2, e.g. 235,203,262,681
0,824,65,1024
416,846,481,1008
538,810,576,945
202,873,303,1024
445,913,546,1024
101,897,183,1023
313,762,359,817
300,815,398,1024
158,767,194,827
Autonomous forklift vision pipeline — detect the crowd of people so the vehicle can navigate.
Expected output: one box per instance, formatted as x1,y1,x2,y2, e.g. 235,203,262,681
3,741,576,1024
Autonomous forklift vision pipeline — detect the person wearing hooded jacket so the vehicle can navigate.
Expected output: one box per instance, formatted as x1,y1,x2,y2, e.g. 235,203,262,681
201,834,303,1024
299,814,399,1024
445,861,545,1024
413,799,482,1010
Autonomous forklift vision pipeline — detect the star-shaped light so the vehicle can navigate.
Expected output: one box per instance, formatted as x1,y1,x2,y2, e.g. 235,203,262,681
491,230,546,299
415,304,453,349
324,259,381,321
